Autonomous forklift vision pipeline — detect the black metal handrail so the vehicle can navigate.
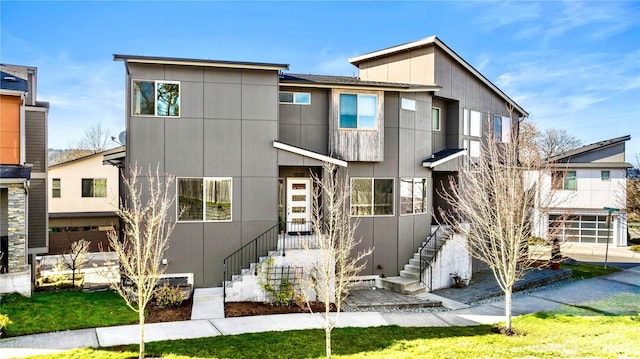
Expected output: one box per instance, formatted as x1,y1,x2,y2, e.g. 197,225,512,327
223,223,279,301
419,226,446,291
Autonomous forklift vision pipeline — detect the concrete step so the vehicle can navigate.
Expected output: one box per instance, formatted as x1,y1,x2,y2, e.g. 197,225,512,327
400,270,420,280
403,264,420,273
409,258,423,267
379,276,420,294
403,283,427,295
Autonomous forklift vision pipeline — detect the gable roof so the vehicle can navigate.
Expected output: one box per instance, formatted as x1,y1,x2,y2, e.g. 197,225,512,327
49,146,125,169
280,73,440,92
547,135,631,163
348,36,528,117
114,54,289,71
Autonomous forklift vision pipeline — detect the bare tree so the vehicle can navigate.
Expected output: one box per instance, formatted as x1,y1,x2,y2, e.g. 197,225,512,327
439,106,564,334
537,128,582,159
75,123,114,153
106,164,177,359
60,239,89,287
298,162,373,359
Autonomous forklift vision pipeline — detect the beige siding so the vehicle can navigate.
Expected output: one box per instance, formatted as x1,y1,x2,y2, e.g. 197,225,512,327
49,154,120,213
358,46,435,84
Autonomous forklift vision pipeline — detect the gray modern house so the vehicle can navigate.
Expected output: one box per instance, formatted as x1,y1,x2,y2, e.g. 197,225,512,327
114,36,528,289
1,64,49,296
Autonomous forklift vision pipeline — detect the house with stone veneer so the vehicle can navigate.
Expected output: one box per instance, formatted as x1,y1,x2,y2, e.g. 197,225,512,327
0,64,49,296
113,36,528,296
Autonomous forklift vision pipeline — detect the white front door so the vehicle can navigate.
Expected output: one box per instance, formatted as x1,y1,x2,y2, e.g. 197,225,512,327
286,178,312,233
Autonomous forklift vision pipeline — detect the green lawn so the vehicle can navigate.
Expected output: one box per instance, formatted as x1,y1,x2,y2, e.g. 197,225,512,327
562,261,621,279
28,313,640,358
0,290,137,336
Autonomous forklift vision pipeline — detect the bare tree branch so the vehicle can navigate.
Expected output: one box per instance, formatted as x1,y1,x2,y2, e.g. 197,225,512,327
106,163,177,359
298,162,373,359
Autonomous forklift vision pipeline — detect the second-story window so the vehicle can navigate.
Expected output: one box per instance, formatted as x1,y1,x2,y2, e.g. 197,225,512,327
432,107,441,131
52,178,61,198
339,93,377,130
82,178,107,197
133,80,180,117
552,171,577,190
280,92,311,105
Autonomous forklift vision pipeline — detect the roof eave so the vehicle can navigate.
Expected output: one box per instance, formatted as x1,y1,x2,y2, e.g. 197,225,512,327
114,54,289,71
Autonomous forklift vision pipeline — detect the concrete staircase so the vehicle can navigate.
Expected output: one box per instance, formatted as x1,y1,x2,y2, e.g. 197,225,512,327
379,227,447,295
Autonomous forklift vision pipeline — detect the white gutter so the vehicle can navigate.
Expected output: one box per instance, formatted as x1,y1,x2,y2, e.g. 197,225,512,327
273,141,347,167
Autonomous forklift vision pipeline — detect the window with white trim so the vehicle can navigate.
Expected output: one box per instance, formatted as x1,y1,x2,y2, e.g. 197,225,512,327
401,98,416,111
493,115,511,143
432,107,441,131
339,93,377,129
178,178,232,221
279,92,311,105
400,178,427,215
133,80,180,117
52,178,61,198
469,110,481,137
350,178,393,216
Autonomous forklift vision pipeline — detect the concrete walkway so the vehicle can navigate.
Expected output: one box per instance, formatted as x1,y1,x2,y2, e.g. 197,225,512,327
1,245,639,358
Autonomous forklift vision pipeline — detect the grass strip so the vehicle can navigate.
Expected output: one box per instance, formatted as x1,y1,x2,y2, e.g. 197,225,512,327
0,290,137,336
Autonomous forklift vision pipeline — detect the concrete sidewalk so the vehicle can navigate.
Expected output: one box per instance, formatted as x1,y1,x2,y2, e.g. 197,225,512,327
2,264,639,358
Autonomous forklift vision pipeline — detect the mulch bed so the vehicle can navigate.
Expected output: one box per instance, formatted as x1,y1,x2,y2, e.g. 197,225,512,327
225,301,336,318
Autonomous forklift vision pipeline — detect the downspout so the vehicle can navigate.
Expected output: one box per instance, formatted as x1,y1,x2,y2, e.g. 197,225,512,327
20,92,26,165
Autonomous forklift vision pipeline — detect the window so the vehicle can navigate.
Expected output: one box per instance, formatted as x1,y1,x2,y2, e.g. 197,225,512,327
133,80,180,117
400,178,427,215
279,92,311,105
469,140,481,159
432,108,441,131
401,98,416,111
601,170,610,181
552,171,576,190
493,115,511,143
350,178,393,216
178,178,232,221
339,93,377,129
82,178,106,197
493,115,502,141
52,178,61,198
469,110,481,137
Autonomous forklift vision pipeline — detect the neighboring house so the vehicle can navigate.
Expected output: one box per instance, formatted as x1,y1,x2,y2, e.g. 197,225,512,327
534,135,632,247
0,64,49,296
114,36,528,290
48,147,123,254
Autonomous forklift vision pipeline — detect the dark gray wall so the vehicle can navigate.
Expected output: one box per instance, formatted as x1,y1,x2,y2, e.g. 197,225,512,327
27,178,47,249
125,63,280,287
25,110,47,172
278,87,329,155
25,108,48,251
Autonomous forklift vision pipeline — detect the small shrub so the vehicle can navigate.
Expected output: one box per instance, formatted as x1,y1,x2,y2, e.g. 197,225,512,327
630,245,640,253
629,238,640,245
528,236,547,246
153,282,185,308
273,280,295,306
0,314,13,337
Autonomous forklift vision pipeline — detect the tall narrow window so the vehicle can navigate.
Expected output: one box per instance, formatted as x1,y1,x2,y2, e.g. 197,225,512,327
432,108,441,131
339,94,377,129
469,110,481,137
493,115,502,141
133,80,180,117
52,178,61,198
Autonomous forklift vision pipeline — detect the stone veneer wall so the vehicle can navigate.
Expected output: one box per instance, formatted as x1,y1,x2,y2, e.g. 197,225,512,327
7,184,26,272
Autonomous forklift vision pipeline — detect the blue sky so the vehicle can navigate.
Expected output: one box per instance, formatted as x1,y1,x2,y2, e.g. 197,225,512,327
2,1,639,162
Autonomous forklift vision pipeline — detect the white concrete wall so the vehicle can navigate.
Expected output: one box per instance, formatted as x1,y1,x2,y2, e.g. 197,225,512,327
225,249,335,303
0,266,31,297
539,168,626,210
425,234,472,290
49,153,120,213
